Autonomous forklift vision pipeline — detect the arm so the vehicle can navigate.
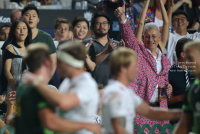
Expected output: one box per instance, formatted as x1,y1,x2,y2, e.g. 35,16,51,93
85,57,96,72
49,53,56,80
167,95,184,105
135,0,150,43
172,0,192,12
0,119,10,134
159,0,170,53
4,59,16,90
111,117,129,134
39,108,101,134
136,101,182,121
172,112,193,134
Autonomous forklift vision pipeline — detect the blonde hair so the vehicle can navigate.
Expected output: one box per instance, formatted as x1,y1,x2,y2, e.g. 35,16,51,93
110,47,137,77
183,41,200,52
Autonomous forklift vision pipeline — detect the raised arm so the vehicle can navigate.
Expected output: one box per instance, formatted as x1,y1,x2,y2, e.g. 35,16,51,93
135,0,151,43
172,0,192,12
114,2,143,52
159,0,170,53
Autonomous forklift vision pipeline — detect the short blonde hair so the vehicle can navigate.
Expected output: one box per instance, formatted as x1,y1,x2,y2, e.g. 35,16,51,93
183,41,200,52
110,47,137,77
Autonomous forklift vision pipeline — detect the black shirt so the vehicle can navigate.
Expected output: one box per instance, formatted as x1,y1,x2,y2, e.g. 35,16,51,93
83,37,119,86
168,64,195,109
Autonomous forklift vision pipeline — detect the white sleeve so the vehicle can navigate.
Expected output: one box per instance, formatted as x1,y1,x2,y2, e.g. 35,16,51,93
132,92,143,108
107,93,126,118
192,32,200,41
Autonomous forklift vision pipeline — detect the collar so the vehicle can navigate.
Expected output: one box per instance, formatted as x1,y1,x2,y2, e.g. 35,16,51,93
70,72,87,85
174,32,190,37
108,79,129,89
172,62,188,71
146,48,162,60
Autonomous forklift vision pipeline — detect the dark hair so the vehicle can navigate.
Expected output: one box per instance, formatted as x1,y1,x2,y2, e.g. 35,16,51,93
54,17,70,29
98,83,104,90
172,10,188,22
10,9,21,23
22,4,39,17
23,43,50,72
91,12,111,28
5,19,32,48
176,38,193,59
72,16,89,29
0,24,10,30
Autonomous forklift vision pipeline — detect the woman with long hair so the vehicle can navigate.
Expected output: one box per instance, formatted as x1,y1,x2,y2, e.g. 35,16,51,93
2,19,32,94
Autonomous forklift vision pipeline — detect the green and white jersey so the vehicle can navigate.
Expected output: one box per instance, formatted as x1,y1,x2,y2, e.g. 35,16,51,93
182,79,200,134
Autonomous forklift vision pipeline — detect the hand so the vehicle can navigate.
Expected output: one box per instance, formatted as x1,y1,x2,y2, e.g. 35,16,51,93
114,1,126,21
7,91,16,106
106,39,117,53
85,40,93,53
86,124,101,134
21,72,37,86
118,39,125,47
0,95,5,104
182,0,192,8
166,84,172,95
168,0,174,7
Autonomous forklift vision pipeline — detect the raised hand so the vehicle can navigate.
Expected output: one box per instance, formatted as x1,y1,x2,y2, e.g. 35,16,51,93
118,39,126,47
21,72,37,86
114,1,126,22
106,38,117,53
7,91,16,106
85,40,93,54
182,0,192,8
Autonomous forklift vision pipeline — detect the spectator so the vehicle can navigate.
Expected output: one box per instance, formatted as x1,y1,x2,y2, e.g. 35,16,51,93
0,25,10,41
168,38,195,124
22,4,57,86
166,10,200,65
10,9,22,24
2,19,31,94
17,43,100,134
83,12,119,86
22,41,101,134
115,1,173,131
11,0,41,9
72,16,95,72
54,17,70,47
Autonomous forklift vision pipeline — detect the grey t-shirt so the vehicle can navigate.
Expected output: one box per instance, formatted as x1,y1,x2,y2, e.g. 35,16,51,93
83,36,119,86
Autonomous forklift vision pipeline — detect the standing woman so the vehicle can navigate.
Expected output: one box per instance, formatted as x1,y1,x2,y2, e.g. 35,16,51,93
72,17,96,72
2,19,32,94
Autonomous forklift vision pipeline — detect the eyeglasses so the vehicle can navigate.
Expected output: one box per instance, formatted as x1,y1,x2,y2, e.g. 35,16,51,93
57,27,69,31
144,35,158,39
173,17,186,22
95,21,108,26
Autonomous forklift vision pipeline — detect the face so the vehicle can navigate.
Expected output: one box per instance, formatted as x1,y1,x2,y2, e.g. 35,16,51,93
73,21,88,40
143,28,161,51
0,27,10,41
22,10,39,29
124,56,138,82
54,23,69,42
14,21,28,42
93,17,110,37
57,59,72,78
11,11,22,23
172,14,188,33
184,48,200,76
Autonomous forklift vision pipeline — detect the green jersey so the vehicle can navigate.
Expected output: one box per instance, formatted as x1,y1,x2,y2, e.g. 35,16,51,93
32,29,56,54
182,79,200,134
16,83,52,134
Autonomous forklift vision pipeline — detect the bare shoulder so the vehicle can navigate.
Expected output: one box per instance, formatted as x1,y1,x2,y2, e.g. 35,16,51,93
6,45,15,54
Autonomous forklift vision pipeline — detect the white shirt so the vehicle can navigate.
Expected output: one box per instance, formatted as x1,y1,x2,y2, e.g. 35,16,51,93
155,17,164,28
147,48,162,102
102,80,142,134
166,32,200,65
57,72,99,134
53,40,59,48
